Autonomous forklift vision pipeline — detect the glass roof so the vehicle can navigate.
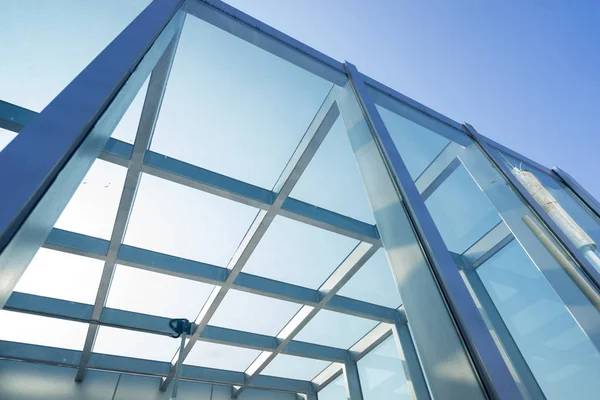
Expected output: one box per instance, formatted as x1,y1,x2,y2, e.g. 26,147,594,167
14,248,103,304
54,159,127,240
208,290,301,337
0,310,88,351
294,310,379,349
185,341,261,372
0,127,17,152
150,14,333,189
124,173,258,266
241,216,358,289
260,354,330,381
93,326,179,362
105,265,215,320
0,0,419,395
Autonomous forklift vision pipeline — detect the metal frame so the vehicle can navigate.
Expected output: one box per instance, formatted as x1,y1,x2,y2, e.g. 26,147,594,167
0,0,599,399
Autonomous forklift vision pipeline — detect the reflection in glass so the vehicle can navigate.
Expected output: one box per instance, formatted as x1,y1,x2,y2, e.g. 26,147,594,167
478,241,600,399
357,336,411,400
498,152,600,274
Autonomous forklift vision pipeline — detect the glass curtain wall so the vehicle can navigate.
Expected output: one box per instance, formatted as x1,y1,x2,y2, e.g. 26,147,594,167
368,86,600,399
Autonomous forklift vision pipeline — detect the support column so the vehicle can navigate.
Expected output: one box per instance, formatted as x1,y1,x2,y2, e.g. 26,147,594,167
392,321,431,400
343,361,364,400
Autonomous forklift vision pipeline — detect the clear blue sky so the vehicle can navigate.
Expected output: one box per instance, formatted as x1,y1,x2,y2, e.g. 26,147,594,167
224,0,600,199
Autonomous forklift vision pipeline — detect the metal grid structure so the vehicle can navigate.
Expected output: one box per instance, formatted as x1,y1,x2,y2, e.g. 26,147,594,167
1,0,600,399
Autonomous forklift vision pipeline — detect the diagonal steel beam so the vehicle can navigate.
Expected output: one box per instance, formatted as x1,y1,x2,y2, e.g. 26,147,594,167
75,19,185,381
159,88,340,391
231,242,379,398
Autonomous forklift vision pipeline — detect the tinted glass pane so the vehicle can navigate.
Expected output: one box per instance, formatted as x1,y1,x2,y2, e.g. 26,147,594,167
93,326,179,362
185,341,260,372
242,216,358,289
498,152,600,275
317,375,347,400
338,249,402,308
357,336,411,400
478,241,600,399
0,310,88,350
55,159,127,240
124,174,258,266
14,249,103,304
290,117,374,223
0,0,150,112
208,290,300,337
106,265,214,320
150,15,333,189
294,310,378,349
260,354,329,380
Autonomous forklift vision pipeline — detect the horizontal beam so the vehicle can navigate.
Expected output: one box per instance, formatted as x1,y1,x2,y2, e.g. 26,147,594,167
5,292,349,362
0,340,309,394
0,100,37,132
43,228,395,322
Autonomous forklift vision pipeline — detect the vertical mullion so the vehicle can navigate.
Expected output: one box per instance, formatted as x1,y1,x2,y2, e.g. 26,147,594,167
343,360,364,400
340,62,522,399
392,321,431,400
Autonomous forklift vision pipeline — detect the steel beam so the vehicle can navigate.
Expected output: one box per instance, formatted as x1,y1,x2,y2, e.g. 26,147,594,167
391,322,431,400
0,341,309,394
160,89,341,392
0,0,183,311
341,63,521,399
5,292,349,362
231,242,379,398
41,228,396,322
75,15,185,381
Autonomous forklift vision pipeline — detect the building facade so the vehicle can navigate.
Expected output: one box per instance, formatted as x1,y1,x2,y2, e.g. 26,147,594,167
1,1,599,399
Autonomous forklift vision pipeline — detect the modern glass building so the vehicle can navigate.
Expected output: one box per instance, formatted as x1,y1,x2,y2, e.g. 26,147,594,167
1,1,599,399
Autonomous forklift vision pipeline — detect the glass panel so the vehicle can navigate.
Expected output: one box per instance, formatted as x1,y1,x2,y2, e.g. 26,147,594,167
14,249,103,304
93,326,179,362
0,310,88,350
242,216,358,289
0,127,17,152
184,341,260,372
150,14,333,189
377,105,449,180
54,159,127,239
478,240,600,399
294,310,378,349
290,117,375,224
357,336,411,400
317,375,347,400
208,290,301,337
105,265,214,320
0,0,151,111
124,174,258,266
371,86,600,399
425,164,502,253
110,76,150,144
497,152,600,275
337,249,402,308
260,354,329,380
